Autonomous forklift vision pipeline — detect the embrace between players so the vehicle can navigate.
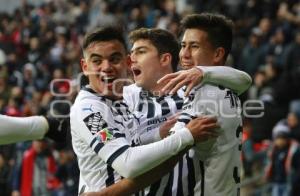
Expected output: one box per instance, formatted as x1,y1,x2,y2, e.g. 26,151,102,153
73,13,251,196
0,13,252,196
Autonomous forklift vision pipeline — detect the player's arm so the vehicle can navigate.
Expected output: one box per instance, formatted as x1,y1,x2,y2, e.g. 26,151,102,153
75,103,217,179
0,115,48,145
197,66,252,95
0,115,68,145
81,149,188,196
158,66,252,96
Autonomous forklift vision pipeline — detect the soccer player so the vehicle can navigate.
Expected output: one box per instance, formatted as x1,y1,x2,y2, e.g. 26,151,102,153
70,26,218,194
83,14,251,196
161,13,244,195
0,114,68,144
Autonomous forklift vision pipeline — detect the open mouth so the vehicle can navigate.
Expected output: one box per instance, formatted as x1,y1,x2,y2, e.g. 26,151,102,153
100,76,116,83
131,67,141,77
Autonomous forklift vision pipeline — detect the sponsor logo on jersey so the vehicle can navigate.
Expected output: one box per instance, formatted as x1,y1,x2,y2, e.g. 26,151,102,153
96,128,113,143
147,117,167,126
83,112,108,134
82,104,93,112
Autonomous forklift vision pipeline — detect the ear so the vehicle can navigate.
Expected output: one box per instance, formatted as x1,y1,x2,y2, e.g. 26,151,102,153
126,54,132,69
80,58,88,76
213,47,226,65
160,53,172,67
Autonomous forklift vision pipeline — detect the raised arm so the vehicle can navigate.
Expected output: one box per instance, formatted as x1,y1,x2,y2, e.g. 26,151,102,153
199,66,252,95
158,66,252,96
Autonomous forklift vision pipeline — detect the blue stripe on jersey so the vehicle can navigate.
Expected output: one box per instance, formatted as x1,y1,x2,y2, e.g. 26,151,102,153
177,119,190,124
155,97,170,116
106,145,130,166
147,179,161,196
171,94,183,110
147,98,155,118
163,171,173,195
180,113,195,118
114,120,125,128
90,137,97,147
94,143,104,154
200,161,205,196
187,153,195,196
105,165,115,187
176,157,184,196
114,133,126,138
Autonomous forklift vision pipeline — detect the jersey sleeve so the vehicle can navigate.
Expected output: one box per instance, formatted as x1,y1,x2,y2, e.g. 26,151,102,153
111,126,194,178
197,66,252,95
0,115,48,144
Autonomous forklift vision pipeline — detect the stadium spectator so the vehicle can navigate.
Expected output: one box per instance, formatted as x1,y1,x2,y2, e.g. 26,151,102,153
0,0,300,195
13,140,61,196
266,123,300,196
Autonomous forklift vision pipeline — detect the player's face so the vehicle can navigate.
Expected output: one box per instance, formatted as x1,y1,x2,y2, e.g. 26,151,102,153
179,28,216,70
130,39,163,91
81,40,128,99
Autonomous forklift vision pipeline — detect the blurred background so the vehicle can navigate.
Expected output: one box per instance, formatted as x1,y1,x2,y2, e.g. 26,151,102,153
0,0,299,195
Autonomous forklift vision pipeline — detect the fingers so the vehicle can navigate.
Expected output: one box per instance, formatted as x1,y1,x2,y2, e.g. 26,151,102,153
167,116,177,124
169,78,190,95
157,72,178,84
160,74,184,94
184,81,196,97
192,116,218,124
199,130,219,141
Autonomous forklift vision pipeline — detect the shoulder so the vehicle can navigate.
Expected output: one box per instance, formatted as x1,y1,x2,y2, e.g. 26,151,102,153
123,84,141,107
193,84,227,100
123,84,141,94
71,90,111,123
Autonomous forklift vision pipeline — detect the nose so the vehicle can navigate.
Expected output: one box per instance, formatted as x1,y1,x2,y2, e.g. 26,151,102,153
130,53,137,64
180,46,191,58
101,60,113,72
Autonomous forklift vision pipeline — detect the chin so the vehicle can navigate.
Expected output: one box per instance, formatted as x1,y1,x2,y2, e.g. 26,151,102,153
135,80,143,87
181,65,194,70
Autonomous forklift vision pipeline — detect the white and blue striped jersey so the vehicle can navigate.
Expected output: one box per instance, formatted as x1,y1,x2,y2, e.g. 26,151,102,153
124,84,194,196
71,87,137,193
123,77,241,196
172,83,243,196
71,86,195,194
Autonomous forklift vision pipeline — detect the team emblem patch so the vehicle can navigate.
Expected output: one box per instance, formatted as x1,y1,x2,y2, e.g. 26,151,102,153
96,128,113,143
83,112,108,134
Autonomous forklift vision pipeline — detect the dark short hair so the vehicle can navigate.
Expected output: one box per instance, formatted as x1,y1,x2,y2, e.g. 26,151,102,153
82,26,127,52
129,28,179,72
180,13,233,61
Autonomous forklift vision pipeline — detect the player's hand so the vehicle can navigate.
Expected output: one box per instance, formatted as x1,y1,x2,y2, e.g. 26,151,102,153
45,117,70,142
157,67,203,97
186,116,219,143
159,114,178,139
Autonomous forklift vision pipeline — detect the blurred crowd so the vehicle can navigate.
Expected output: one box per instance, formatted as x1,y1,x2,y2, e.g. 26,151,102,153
0,0,300,195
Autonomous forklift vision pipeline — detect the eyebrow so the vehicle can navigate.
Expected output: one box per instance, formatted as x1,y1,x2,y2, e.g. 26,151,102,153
130,46,148,53
181,41,200,45
89,52,123,59
89,53,102,59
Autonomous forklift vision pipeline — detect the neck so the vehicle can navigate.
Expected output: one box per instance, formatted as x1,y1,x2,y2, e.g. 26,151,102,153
148,68,173,96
